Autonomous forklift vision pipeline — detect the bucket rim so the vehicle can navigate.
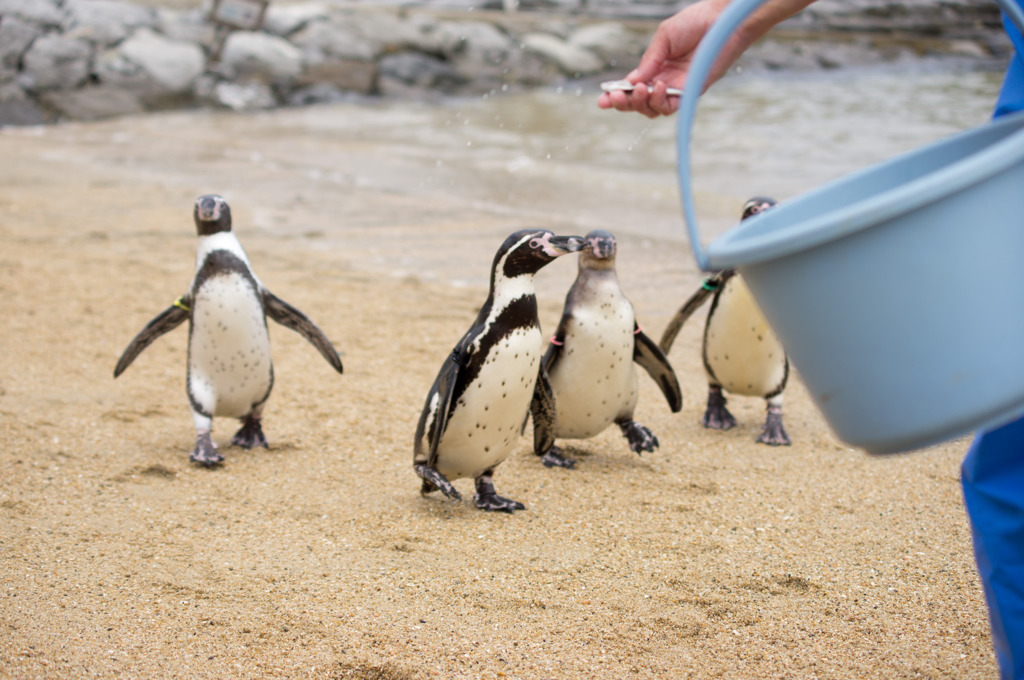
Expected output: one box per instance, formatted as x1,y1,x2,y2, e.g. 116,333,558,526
704,110,1024,269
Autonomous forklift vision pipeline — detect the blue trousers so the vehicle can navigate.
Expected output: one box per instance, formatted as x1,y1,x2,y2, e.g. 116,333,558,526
962,11,1024,677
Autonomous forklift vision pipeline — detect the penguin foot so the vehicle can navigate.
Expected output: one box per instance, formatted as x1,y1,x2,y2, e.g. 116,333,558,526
190,433,224,467
756,408,791,446
231,416,268,449
474,476,525,513
415,464,462,501
540,446,576,469
618,420,659,454
703,387,737,430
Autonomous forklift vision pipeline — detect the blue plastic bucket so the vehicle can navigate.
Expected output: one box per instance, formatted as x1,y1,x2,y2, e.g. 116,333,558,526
678,0,1024,454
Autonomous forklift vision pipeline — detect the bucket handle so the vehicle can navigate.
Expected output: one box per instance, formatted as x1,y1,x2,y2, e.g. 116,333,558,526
677,0,1024,272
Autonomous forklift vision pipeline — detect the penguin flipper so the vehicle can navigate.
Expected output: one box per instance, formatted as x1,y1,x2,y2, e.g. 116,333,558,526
658,269,736,353
425,345,465,467
113,299,191,378
530,367,558,455
262,291,343,374
541,322,567,375
634,326,683,413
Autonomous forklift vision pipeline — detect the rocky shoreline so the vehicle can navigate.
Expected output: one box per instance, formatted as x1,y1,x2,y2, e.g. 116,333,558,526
0,0,1012,126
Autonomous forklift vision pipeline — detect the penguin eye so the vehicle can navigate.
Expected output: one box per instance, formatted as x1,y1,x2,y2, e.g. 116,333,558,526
529,238,543,249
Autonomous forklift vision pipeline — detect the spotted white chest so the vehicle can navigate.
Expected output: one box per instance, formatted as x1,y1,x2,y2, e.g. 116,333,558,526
188,272,273,418
434,326,542,481
704,276,786,397
548,282,637,439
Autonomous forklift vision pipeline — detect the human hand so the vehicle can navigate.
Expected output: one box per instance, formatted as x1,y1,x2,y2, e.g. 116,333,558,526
597,0,731,118
598,0,814,118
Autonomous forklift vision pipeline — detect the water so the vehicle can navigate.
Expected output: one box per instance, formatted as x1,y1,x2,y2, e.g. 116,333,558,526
4,65,1003,296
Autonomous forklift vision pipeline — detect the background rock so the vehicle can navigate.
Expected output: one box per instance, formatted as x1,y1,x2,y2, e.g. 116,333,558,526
39,84,144,120
118,27,205,92
0,16,42,82
219,30,303,82
521,31,604,75
0,0,1010,126
0,80,44,124
262,2,329,37
0,0,64,28
21,34,93,92
63,0,157,46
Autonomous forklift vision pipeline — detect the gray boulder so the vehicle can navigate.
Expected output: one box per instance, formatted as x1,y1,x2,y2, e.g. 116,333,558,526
297,59,376,94
290,17,380,62
287,82,349,106
435,19,517,82
263,2,330,37
118,28,205,93
39,84,144,121
521,32,604,75
0,0,63,28
156,8,217,46
0,16,42,82
93,48,152,91
378,51,462,95
346,10,447,56
436,19,514,62
62,0,157,46
209,80,278,111
567,22,645,66
219,31,303,83
0,81,46,125
435,20,559,87
21,34,92,91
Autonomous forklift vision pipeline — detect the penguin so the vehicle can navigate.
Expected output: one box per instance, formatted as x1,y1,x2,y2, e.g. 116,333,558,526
413,228,584,512
659,196,791,445
113,194,344,466
536,229,682,469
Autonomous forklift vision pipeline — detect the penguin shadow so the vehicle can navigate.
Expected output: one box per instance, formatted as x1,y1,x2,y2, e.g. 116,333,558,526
101,406,171,424
549,441,658,473
110,463,178,484
404,491,483,519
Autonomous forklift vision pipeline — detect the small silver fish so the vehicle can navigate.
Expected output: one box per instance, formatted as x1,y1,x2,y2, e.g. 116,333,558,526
600,79,682,97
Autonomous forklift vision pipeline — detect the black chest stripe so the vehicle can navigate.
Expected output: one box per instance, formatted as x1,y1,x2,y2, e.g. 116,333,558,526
448,294,539,410
194,249,259,296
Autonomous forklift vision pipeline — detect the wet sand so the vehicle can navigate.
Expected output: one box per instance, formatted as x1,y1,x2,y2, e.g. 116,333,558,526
0,99,996,680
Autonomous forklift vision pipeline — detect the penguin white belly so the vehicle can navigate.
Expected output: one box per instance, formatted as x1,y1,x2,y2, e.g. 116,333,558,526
549,304,638,439
188,273,272,418
435,328,541,480
704,278,786,397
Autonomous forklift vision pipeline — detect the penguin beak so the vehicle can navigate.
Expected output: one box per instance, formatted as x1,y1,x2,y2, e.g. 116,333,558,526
590,237,616,259
197,196,222,222
547,235,585,255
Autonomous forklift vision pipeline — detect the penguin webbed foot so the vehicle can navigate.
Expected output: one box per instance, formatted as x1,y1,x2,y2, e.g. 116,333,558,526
617,420,659,454
703,387,737,430
757,407,791,446
473,475,525,513
190,433,224,467
415,464,462,501
540,445,576,469
231,415,268,449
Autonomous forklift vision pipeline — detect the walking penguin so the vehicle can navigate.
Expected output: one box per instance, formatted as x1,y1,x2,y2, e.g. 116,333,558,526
113,194,344,465
659,197,791,445
413,229,584,512
536,229,682,468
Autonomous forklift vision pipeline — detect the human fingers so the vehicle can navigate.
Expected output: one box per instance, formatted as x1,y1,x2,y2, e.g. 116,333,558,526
647,81,681,116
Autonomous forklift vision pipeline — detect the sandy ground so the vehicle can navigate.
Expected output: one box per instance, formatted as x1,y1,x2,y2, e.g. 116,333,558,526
0,100,997,680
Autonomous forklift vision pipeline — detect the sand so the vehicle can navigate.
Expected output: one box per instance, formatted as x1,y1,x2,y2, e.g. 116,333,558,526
0,98,998,680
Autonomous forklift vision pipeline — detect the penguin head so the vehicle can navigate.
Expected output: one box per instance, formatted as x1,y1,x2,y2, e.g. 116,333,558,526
579,229,617,270
494,229,585,280
741,196,777,221
193,195,232,236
